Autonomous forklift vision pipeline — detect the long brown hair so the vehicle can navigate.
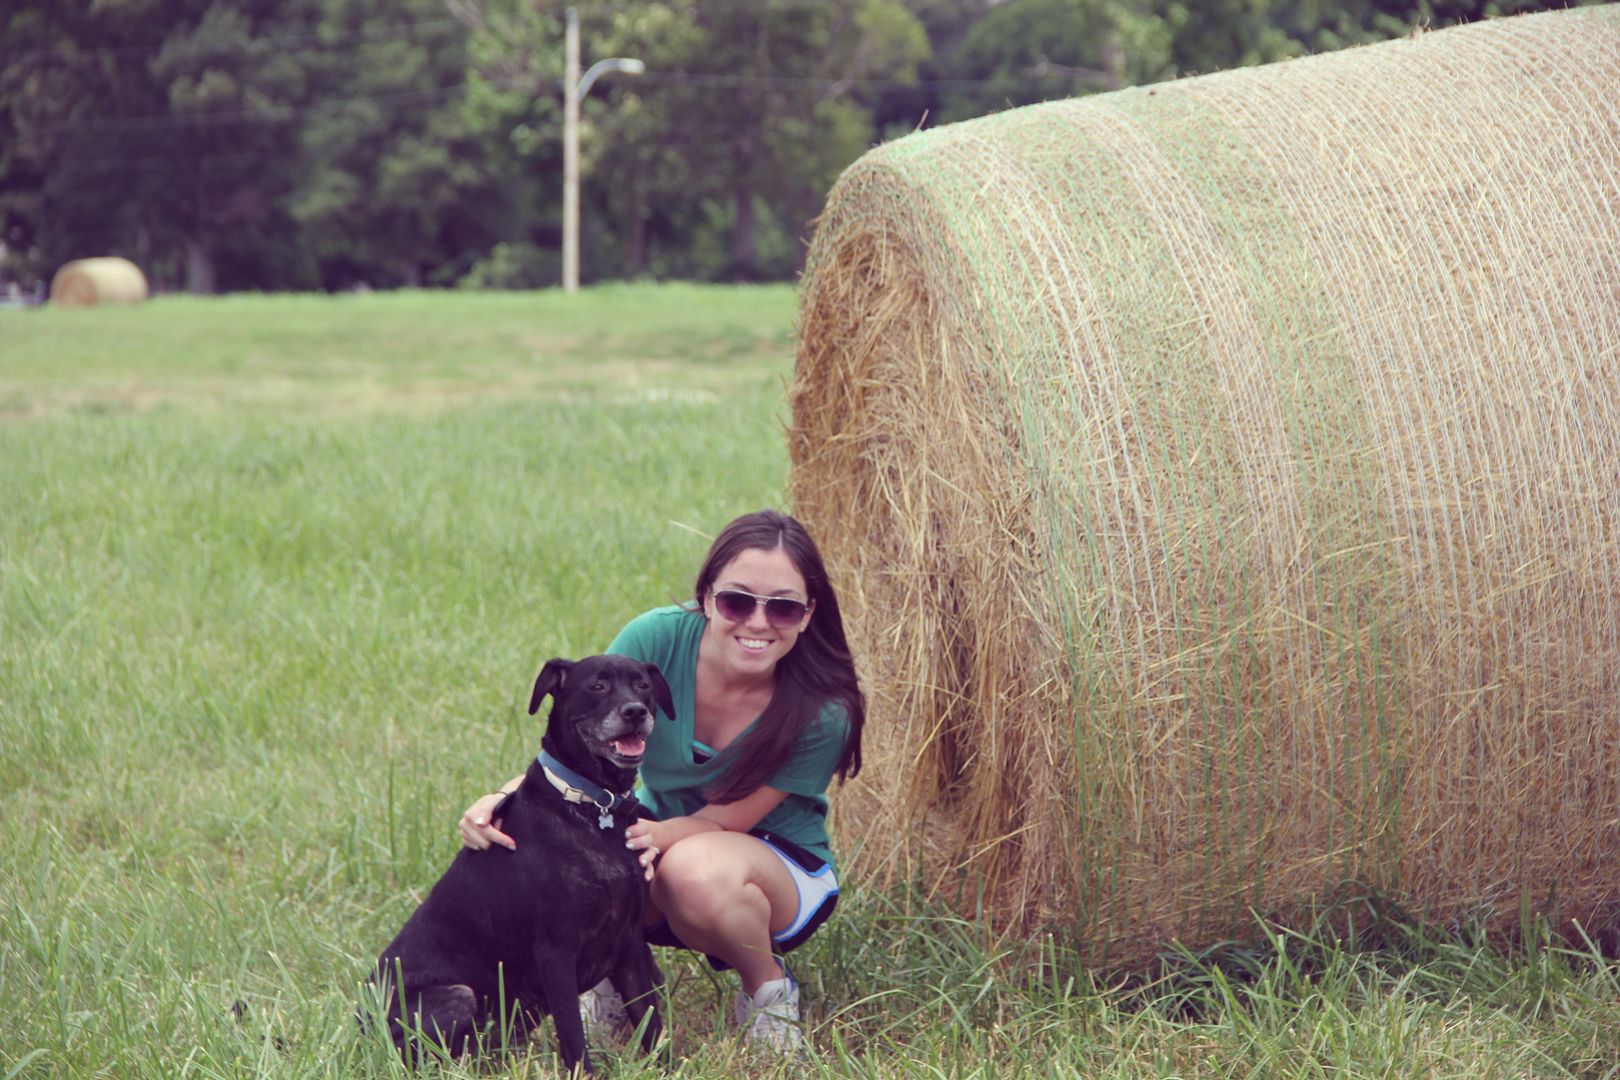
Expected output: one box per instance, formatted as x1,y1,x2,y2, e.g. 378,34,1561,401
695,510,865,804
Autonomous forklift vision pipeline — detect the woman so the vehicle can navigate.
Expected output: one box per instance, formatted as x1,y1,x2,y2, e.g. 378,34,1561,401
458,509,865,1051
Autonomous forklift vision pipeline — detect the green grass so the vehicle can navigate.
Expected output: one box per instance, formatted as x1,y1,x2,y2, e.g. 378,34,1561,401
0,284,794,418
4,285,1620,1078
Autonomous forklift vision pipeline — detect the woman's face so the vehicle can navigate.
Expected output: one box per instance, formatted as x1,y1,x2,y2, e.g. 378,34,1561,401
702,544,814,679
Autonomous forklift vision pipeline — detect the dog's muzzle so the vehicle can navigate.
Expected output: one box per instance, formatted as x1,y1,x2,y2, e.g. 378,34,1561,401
606,703,653,762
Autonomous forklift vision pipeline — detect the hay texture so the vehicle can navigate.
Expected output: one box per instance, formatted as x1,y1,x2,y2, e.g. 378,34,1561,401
791,6,1620,966
50,257,149,307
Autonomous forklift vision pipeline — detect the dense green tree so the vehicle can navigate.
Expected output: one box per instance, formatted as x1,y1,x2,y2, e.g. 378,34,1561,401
442,0,568,286
1,0,1605,292
643,0,926,279
584,3,712,279
144,0,325,291
291,0,515,288
1155,0,1608,76
861,0,992,139
938,0,1172,121
1,0,174,284
2,0,332,290
1,0,509,290
452,0,927,283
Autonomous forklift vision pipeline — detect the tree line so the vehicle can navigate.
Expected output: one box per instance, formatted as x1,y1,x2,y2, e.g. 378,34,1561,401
0,0,1590,293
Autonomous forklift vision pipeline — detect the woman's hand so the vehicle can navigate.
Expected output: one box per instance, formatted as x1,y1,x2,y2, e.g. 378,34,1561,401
459,791,517,851
624,816,719,881
622,788,791,881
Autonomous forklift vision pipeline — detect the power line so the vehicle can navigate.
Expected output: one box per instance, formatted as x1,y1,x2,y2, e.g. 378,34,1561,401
634,68,1087,91
0,17,463,61
0,0,892,59
0,0,863,62
33,83,469,136
26,64,1083,138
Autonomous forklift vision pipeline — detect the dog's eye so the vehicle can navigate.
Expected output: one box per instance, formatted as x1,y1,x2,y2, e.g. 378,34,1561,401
588,682,607,693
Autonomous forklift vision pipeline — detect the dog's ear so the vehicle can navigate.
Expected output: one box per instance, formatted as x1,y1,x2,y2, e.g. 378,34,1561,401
644,662,675,721
529,658,574,715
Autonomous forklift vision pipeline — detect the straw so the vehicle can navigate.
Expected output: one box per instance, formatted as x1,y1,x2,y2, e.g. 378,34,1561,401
790,6,1620,966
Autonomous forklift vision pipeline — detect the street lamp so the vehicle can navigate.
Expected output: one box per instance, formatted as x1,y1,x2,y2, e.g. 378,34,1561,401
563,7,644,293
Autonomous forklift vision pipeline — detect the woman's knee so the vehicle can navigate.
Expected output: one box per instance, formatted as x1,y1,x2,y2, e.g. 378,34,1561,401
652,832,798,938
652,839,746,914
654,841,725,893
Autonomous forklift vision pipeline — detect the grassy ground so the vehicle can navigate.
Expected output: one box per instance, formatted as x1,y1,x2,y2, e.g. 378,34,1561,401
3,285,1619,1079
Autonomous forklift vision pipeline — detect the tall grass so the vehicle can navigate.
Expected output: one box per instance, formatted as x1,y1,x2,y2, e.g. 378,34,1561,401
3,286,1619,1078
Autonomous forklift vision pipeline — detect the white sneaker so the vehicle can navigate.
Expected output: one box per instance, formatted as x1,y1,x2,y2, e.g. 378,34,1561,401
733,967,803,1052
579,978,631,1044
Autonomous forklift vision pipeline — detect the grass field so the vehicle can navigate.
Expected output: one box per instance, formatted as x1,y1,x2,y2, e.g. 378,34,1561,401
4,285,1619,1079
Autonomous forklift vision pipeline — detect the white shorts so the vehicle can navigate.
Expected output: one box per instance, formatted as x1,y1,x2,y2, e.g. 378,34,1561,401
759,837,840,945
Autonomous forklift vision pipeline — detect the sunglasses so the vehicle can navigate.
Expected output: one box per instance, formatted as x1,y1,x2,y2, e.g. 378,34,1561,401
711,589,811,628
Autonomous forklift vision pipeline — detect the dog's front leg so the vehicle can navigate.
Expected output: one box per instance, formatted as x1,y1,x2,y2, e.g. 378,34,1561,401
612,944,665,1057
536,953,592,1075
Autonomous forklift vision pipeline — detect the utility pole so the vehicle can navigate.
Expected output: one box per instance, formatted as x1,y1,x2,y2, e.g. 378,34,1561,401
561,7,643,293
562,7,581,293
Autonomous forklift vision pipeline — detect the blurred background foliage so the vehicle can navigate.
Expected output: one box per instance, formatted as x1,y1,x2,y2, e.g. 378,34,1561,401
0,0,1596,292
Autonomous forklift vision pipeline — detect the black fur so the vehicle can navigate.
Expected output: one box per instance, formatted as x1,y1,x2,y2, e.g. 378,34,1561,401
366,653,674,1072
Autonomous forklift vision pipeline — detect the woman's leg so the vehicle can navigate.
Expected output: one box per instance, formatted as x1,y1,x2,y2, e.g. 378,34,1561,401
648,831,798,995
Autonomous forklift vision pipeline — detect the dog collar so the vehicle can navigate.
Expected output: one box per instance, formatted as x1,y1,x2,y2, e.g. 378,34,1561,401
537,751,636,830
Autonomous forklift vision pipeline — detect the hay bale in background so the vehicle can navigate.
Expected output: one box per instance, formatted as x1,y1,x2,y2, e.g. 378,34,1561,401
791,6,1620,966
50,257,149,307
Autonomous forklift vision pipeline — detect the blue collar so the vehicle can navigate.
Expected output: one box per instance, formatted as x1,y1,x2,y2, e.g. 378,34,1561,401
537,750,636,829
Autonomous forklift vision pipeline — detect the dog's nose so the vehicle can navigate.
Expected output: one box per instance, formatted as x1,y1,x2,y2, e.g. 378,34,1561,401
621,702,649,722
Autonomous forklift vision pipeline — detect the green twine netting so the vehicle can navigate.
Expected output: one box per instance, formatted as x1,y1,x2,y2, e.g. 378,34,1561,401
790,6,1620,965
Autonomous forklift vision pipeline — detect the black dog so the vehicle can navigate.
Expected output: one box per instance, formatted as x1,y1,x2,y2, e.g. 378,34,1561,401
367,653,673,1071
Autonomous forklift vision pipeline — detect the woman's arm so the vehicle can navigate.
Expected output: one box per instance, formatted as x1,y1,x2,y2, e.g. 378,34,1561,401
623,784,790,879
691,783,790,832
458,774,526,851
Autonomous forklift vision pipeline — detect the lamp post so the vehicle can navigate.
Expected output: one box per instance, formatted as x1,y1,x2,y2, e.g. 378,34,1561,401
563,7,644,293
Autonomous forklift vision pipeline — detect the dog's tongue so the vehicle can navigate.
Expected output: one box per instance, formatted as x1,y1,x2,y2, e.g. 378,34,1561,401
614,736,647,758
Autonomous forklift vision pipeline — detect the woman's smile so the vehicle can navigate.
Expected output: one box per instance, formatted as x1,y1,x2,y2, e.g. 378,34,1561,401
704,545,813,679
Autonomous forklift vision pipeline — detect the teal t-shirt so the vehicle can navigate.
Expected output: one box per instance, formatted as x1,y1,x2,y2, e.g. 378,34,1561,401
606,604,849,870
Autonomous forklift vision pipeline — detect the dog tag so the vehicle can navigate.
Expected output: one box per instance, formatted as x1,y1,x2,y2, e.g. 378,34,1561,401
598,808,613,830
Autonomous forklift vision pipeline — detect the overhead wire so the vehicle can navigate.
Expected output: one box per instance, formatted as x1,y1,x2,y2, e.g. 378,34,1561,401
0,16,463,61
27,66,1079,138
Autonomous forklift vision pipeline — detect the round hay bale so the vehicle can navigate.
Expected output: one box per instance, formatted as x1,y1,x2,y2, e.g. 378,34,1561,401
791,6,1620,966
50,257,149,307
